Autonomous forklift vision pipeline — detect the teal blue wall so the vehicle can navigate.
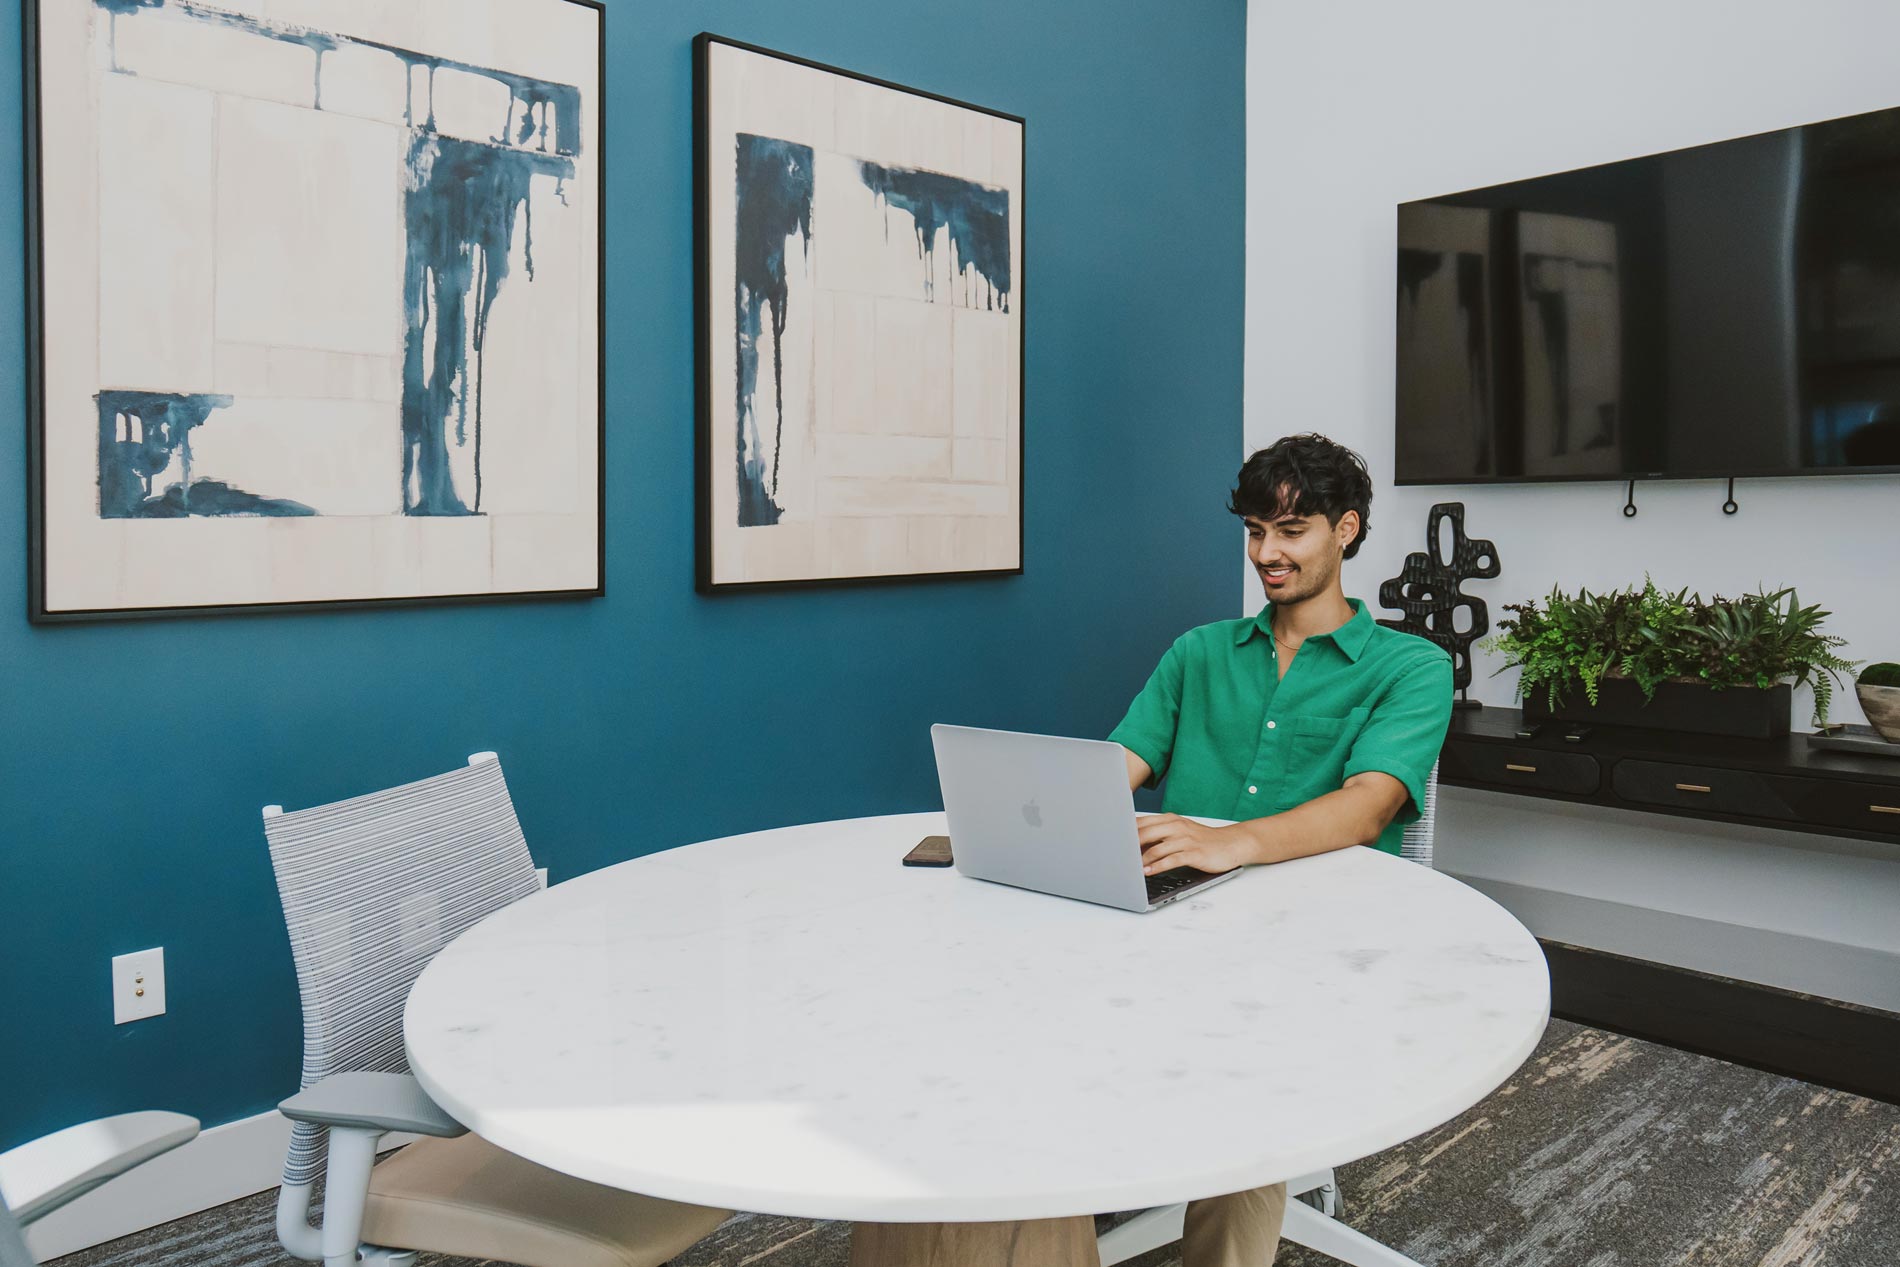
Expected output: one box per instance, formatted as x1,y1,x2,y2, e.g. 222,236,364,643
0,0,1245,1144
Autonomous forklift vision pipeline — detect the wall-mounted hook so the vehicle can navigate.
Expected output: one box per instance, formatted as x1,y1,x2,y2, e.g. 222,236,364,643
1623,480,1638,518
1722,477,1739,516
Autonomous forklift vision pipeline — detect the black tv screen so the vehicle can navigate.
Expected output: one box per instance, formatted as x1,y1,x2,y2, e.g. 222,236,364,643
1396,105,1900,484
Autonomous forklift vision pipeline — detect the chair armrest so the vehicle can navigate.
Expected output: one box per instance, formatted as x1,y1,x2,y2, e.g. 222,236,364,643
278,1072,467,1138
0,1111,199,1226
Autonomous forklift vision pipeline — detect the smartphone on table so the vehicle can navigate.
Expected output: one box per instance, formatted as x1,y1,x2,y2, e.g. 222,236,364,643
902,835,954,867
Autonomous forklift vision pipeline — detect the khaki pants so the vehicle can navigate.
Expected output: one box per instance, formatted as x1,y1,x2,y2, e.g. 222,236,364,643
1181,1182,1287,1267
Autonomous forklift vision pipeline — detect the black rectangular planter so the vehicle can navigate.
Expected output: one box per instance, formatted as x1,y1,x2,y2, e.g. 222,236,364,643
1522,677,1792,739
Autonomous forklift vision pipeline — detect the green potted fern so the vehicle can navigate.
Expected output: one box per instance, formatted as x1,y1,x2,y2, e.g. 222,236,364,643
1486,581,1856,738
1859,663,1900,741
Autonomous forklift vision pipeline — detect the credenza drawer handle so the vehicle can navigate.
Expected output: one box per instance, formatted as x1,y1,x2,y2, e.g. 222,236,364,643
1505,763,1538,773
1873,805,1900,816
1675,783,1712,793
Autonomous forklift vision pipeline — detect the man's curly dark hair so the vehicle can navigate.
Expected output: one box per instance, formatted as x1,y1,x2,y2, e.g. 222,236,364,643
1226,433,1373,560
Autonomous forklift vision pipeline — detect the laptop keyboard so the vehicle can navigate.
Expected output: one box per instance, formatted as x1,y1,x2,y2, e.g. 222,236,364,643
1145,866,1220,903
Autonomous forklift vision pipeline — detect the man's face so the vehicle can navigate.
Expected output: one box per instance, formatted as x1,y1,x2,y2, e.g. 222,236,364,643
1244,508,1359,605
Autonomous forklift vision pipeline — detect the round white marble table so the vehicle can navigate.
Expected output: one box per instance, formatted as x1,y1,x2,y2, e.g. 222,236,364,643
405,812,1548,1260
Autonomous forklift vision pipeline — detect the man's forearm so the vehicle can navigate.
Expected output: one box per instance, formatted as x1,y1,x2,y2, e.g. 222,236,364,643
1121,744,1153,794
1229,783,1392,866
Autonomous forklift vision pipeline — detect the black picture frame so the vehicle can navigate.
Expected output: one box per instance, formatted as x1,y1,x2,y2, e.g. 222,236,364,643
24,0,609,623
693,33,1026,594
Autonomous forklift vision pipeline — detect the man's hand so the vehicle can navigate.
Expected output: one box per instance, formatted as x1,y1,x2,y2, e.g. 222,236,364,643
1129,772,1412,875
1137,814,1256,875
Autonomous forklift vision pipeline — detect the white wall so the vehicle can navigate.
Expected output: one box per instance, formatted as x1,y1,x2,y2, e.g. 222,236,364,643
1246,0,1900,1008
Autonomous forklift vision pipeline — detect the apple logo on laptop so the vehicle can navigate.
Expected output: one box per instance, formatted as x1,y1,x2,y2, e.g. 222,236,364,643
1021,800,1042,828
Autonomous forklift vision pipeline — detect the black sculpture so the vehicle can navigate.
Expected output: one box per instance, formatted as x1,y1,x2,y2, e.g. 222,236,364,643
1377,502,1498,708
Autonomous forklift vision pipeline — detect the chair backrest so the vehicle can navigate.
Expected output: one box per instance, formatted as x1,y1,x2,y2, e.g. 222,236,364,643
1398,759,1439,870
263,754,539,1187
0,1199,32,1267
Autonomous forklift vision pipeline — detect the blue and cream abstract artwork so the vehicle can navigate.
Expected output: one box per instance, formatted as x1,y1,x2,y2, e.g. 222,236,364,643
30,0,602,618
699,37,1024,589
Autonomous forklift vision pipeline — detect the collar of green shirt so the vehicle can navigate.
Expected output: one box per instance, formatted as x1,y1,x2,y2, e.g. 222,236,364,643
1234,596,1375,662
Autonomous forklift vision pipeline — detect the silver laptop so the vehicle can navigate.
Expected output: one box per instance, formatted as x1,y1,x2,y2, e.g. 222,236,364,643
931,724,1244,912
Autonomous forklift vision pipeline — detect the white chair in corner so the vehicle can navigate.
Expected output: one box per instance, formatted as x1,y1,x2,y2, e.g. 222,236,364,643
263,752,732,1267
0,1111,200,1266
1098,761,1441,1267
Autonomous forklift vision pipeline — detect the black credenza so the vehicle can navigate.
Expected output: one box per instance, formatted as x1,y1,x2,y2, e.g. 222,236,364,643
1439,706,1900,1105
1441,707,1900,847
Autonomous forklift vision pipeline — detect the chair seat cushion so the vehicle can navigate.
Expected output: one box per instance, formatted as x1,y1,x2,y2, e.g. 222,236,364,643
363,1132,732,1267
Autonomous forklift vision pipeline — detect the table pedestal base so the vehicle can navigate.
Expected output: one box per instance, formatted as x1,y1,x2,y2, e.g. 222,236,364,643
848,1216,1102,1267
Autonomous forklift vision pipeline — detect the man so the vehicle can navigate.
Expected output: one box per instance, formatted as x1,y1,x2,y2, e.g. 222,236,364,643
1107,432,1454,1266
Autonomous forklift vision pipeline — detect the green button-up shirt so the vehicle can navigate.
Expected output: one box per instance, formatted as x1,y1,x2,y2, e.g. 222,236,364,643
1109,598,1454,855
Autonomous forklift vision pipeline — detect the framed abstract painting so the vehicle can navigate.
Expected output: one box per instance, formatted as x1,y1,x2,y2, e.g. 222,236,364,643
26,0,604,621
694,34,1024,591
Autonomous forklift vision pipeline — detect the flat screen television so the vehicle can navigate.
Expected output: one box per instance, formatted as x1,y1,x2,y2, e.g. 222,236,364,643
1395,105,1900,485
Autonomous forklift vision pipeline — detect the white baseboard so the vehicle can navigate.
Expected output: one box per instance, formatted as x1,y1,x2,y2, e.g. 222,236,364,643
24,1110,411,1261
1451,873,1900,1013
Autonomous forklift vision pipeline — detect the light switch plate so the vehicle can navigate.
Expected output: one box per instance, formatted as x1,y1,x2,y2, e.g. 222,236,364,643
535,867,549,890
112,947,166,1024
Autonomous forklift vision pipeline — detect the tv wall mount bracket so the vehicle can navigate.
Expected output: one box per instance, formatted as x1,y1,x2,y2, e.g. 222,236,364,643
1621,478,1739,518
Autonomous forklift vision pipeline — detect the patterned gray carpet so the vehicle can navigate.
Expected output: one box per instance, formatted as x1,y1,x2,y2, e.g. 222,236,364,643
53,1020,1900,1267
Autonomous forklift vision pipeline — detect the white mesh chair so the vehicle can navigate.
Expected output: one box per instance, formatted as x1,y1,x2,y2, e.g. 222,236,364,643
1397,758,1438,871
0,1202,22,1267
0,1111,200,1265
1098,761,1441,1267
264,752,731,1267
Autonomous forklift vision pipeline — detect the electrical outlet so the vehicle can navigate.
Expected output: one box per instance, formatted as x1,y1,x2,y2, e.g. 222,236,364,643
112,947,166,1024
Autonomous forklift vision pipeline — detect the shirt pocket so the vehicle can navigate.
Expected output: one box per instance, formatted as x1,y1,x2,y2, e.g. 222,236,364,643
1273,708,1371,811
